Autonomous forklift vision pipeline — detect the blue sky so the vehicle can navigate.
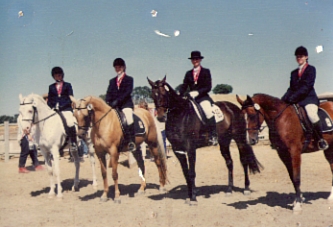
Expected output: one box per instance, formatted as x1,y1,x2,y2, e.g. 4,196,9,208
1,0,332,115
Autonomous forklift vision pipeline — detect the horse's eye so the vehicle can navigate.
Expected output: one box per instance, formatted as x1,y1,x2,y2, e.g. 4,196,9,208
28,110,33,113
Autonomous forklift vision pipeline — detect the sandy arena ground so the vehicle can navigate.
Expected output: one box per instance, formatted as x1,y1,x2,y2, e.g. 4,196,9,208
0,144,333,227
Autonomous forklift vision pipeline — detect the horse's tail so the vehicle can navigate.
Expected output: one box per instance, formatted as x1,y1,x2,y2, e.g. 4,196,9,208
153,117,169,184
240,143,263,174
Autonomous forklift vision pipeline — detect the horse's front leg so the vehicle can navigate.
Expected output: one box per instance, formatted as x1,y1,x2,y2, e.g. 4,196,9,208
97,153,108,202
110,146,121,203
132,146,146,195
187,146,197,205
219,138,234,196
278,147,302,213
70,144,80,192
51,147,63,199
41,149,56,198
87,141,98,189
173,148,190,201
323,148,333,203
149,143,167,192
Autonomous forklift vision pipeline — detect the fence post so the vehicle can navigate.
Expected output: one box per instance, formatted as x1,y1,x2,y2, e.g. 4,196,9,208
4,121,10,162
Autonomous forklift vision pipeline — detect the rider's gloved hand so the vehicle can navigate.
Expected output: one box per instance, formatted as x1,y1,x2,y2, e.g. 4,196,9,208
189,91,199,99
110,100,118,108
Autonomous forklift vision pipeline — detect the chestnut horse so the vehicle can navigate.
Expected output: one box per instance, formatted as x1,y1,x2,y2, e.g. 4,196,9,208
237,93,333,213
71,96,168,203
148,76,262,205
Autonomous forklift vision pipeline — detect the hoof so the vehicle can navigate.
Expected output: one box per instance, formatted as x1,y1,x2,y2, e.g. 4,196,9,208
100,197,108,202
135,190,145,196
185,198,190,204
189,200,198,206
244,190,251,196
114,198,121,204
293,202,302,215
72,186,79,192
225,192,232,197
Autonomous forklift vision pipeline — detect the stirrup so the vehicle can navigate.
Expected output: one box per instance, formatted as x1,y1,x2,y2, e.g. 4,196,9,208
318,139,329,150
128,142,136,152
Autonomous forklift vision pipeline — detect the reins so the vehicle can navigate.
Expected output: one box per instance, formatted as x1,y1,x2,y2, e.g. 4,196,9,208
20,101,57,125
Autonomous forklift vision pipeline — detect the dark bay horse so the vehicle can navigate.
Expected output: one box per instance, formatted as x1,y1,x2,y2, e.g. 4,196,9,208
237,93,333,213
72,96,168,203
148,76,261,205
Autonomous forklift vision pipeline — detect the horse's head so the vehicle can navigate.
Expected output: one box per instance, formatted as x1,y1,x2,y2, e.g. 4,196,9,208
236,94,265,145
18,94,40,132
71,96,93,138
147,76,169,118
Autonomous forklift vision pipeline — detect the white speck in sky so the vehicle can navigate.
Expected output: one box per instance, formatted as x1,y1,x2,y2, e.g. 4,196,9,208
316,45,323,53
248,33,254,36
151,10,158,17
174,30,180,37
66,31,74,36
154,30,170,38
18,11,24,18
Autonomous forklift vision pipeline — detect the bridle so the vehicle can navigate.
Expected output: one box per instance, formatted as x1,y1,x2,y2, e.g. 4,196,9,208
152,82,169,110
74,97,112,132
20,101,56,125
241,104,266,133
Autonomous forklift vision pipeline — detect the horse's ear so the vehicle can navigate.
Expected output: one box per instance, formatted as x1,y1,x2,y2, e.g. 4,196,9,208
87,104,93,110
147,77,155,87
236,94,243,105
69,95,77,104
162,75,166,83
246,95,252,101
19,94,23,103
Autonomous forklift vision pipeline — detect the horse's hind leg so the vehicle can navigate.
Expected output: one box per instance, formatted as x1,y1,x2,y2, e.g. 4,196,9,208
187,147,197,205
219,134,234,195
132,146,146,195
323,148,333,203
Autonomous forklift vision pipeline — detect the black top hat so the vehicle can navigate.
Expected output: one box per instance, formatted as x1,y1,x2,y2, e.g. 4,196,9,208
188,51,204,59
294,46,308,56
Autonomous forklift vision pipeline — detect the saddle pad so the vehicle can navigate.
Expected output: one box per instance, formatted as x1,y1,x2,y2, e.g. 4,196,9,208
133,114,146,136
318,108,333,133
114,109,146,136
212,104,224,123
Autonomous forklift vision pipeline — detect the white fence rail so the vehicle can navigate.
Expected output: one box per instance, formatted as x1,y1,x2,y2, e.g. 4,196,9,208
0,121,20,162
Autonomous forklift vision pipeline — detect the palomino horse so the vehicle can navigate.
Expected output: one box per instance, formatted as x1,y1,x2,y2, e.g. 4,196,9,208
18,94,98,199
237,93,333,213
148,76,262,205
71,96,168,203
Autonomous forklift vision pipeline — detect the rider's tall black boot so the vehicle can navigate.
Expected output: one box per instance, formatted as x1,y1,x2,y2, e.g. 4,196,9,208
207,117,218,146
313,121,329,150
127,123,136,152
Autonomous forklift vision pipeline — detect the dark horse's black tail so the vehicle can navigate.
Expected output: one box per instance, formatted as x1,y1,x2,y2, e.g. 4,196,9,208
240,143,263,174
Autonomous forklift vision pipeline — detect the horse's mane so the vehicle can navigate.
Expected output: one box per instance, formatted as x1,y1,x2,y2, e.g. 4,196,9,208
252,93,286,110
26,93,47,105
85,96,110,111
165,82,189,108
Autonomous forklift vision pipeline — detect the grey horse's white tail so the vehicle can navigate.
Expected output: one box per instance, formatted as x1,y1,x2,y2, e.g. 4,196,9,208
153,117,169,184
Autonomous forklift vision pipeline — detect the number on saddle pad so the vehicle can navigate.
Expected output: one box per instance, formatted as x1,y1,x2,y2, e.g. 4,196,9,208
212,104,224,123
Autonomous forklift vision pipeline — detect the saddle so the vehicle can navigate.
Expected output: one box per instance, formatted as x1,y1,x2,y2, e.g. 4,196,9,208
189,99,224,125
113,108,146,137
294,105,333,134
